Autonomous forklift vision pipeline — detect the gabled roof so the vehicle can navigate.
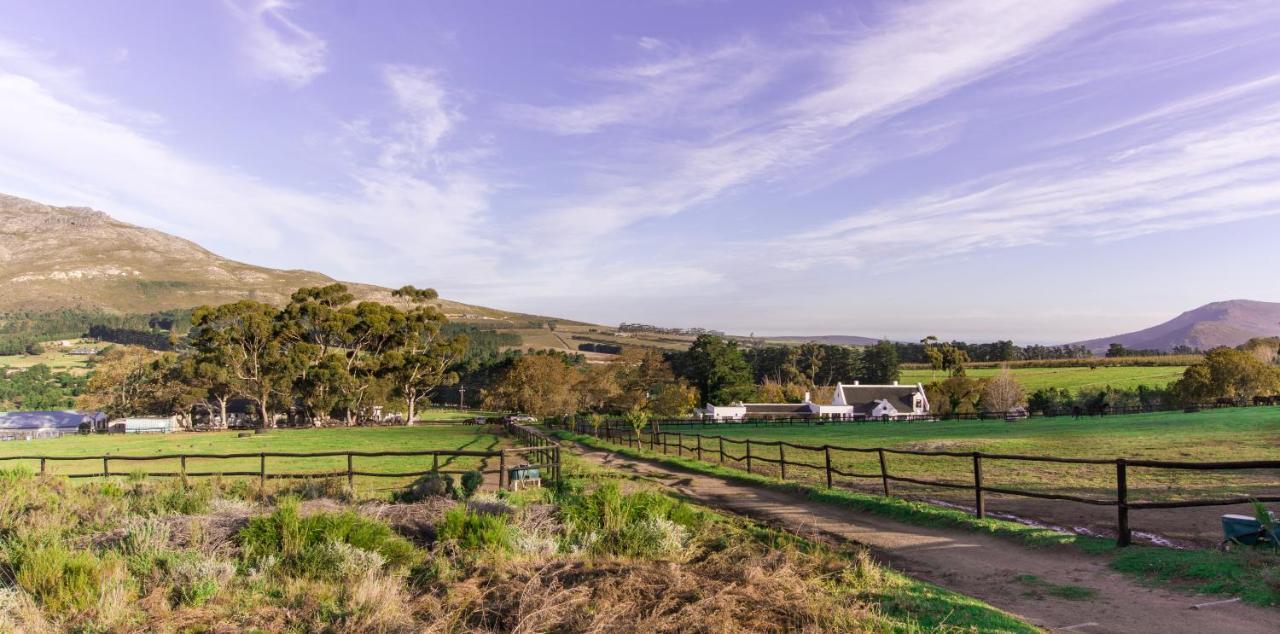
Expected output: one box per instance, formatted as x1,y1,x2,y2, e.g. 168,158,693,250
836,384,922,413
0,410,104,429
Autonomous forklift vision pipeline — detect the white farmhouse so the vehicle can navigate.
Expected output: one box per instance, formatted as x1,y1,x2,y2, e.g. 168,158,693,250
830,381,929,419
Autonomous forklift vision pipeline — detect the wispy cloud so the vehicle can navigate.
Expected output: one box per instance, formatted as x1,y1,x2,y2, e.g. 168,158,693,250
224,0,326,88
783,96,1280,271
519,0,1111,247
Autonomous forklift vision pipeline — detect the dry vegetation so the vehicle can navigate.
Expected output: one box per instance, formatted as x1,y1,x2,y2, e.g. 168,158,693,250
0,459,1030,633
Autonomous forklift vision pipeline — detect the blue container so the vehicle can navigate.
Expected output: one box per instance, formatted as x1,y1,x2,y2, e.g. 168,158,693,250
1222,514,1277,546
508,467,540,482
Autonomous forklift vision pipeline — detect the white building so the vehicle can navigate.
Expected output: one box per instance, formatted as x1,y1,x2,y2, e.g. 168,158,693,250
830,381,929,419
700,383,930,421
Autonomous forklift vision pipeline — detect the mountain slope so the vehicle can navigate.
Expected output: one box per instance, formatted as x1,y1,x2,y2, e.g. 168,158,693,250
764,334,882,346
0,193,557,326
1072,300,1280,353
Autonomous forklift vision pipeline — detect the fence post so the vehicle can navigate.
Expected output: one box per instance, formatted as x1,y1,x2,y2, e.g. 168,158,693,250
432,452,440,473
1116,459,1130,547
499,451,507,491
824,446,833,488
347,453,354,492
973,452,985,519
877,448,890,496
746,439,753,474
779,444,787,480
718,437,724,463
259,453,266,488
554,445,561,484
696,435,703,461
102,457,109,478
180,455,188,484
677,432,683,456
39,457,46,475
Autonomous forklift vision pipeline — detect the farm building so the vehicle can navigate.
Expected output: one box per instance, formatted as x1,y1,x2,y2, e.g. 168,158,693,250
700,383,930,421
108,417,178,434
0,410,107,438
830,381,930,419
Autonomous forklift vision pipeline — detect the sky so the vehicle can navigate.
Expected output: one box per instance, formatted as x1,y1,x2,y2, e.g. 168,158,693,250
2,0,1279,343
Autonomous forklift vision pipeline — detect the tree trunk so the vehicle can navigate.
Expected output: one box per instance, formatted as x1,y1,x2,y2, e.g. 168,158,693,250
259,399,272,429
218,397,229,429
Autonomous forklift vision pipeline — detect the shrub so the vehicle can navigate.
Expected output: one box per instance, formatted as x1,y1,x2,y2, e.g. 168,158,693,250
560,483,703,558
168,554,235,606
436,505,514,553
239,497,417,579
460,471,485,499
396,473,457,502
8,542,132,616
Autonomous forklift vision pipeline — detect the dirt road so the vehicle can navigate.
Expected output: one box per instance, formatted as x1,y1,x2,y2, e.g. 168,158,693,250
572,443,1280,634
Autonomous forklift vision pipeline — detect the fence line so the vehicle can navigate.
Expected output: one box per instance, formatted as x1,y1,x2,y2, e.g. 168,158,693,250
0,424,565,492
573,422,1280,547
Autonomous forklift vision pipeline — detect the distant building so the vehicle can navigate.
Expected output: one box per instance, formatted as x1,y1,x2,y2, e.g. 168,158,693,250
108,417,177,434
0,410,107,438
830,381,930,419
699,383,930,421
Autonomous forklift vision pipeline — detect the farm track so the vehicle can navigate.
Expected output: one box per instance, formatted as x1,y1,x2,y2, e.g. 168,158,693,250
570,442,1280,634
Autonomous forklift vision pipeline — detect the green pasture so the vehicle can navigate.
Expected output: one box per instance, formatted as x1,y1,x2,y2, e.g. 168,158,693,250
416,407,500,422
0,347,94,373
899,365,1188,392
0,424,504,494
653,407,1280,502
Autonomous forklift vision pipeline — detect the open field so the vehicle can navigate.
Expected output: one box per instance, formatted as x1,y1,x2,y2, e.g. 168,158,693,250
0,424,504,495
648,408,1280,546
415,407,499,422
899,364,1188,391
0,346,94,373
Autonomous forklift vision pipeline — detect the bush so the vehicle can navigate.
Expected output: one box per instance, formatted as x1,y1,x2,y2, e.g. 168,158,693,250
560,483,703,558
7,542,132,615
396,472,457,502
238,497,418,578
436,505,514,553
168,554,235,606
460,471,484,499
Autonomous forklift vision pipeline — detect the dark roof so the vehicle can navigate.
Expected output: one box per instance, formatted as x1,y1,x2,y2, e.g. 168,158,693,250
839,385,920,413
742,403,813,415
0,410,105,430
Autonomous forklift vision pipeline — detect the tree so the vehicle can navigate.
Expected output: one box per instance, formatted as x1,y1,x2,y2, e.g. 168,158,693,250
649,381,699,417
685,335,754,405
925,376,985,416
860,340,900,384
482,354,580,417
1170,347,1280,404
623,407,650,442
980,368,1025,412
191,300,289,428
77,347,199,419
382,287,467,424
24,341,45,356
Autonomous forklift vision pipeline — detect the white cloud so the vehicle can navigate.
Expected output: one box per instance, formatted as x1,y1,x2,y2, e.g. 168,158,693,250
224,0,327,88
782,98,1280,271
377,65,460,169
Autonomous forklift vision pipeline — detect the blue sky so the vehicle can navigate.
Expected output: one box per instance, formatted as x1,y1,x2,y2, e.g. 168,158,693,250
1,0,1278,342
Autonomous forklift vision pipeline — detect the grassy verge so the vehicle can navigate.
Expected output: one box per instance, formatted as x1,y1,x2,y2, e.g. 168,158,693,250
0,452,1037,632
560,431,1280,607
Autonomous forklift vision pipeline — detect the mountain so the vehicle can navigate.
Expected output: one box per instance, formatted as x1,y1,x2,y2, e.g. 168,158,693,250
1072,300,1280,353
0,193,555,326
764,335,883,346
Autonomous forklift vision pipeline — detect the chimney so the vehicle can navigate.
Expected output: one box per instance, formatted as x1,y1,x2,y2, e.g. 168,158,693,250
854,380,859,385
893,381,898,386
803,391,811,403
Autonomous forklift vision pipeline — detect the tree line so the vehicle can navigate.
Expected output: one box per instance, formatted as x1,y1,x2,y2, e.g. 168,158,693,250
77,284,466,426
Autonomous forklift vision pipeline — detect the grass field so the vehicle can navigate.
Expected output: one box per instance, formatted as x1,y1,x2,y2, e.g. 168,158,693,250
0,424,504,495
899,365,1188,392
415,407,499,422
0,346,94,373
646,408,1280,546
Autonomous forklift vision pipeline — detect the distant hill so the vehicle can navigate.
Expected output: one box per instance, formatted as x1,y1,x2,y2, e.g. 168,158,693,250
764,334,882,346
1072,300,1280,353
0,193,562,327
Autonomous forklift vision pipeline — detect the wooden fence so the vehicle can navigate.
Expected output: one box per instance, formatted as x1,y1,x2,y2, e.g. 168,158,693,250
0,421,562,492
577,423,1280,546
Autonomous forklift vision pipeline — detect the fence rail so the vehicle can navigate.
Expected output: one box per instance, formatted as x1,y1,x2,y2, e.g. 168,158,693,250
0,423,565,492
575,423,1280,546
